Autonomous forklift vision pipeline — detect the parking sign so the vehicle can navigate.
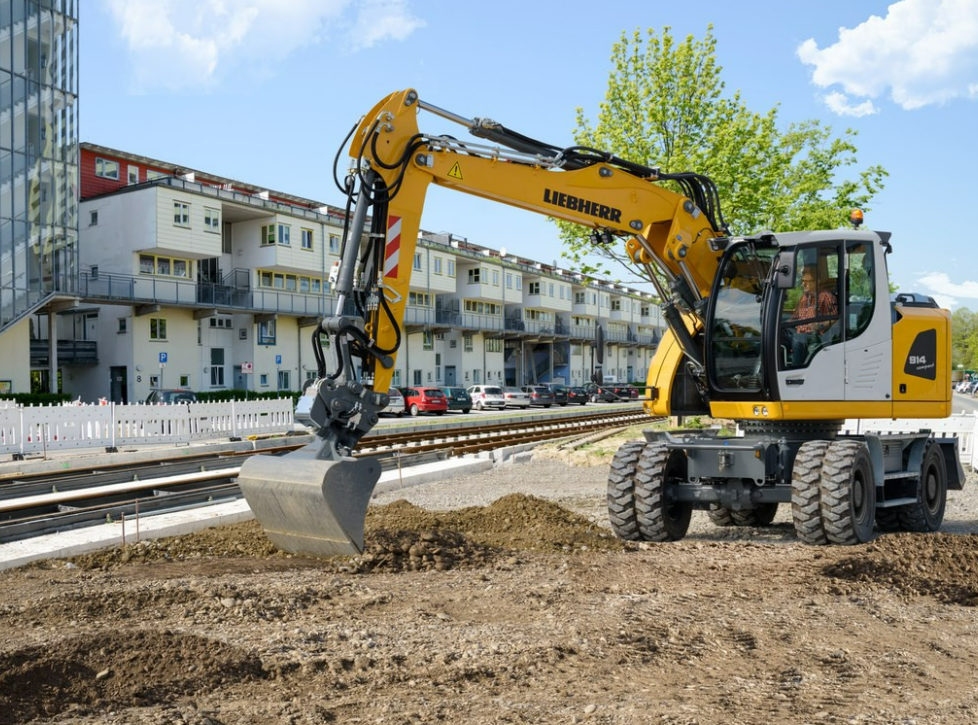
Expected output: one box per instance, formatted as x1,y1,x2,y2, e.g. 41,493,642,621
159,352,168,364
275,354,282,365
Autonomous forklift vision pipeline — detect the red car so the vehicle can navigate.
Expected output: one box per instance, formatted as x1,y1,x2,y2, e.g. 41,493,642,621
399,387,448,416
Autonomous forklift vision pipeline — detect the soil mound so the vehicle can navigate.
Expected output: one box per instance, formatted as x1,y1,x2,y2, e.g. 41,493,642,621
0,630,262,724
822,533,978,605
59,494,626,573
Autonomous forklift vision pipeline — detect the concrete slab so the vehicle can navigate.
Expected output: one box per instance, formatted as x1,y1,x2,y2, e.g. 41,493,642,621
0,456,492,571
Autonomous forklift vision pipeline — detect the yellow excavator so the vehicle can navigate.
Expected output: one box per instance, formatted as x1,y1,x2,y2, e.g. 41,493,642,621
238,89,963,556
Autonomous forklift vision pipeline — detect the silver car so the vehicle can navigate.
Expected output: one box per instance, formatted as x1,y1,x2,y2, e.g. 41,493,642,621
501,386,531,408
381,388,405,416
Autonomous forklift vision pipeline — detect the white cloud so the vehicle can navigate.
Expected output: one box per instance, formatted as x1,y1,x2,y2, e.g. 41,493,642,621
823,91,878,117
797,0,978,113
103,0,425,92
915,271,978,308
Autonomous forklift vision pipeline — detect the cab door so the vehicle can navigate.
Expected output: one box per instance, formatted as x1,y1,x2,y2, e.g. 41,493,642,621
776,243,845,402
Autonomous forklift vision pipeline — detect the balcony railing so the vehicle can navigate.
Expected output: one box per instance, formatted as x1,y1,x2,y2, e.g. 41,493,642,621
30,339,98,367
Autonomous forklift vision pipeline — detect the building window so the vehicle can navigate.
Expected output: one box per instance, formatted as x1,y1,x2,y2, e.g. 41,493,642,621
463,334,473,352
179,375,190,387
277,224,291,246
434,257,443,274
516,277,523,291
118,318,127,333
140,254,191,278
448,260,456,277
506,273,513,289
409,292,431,307
413,370,423,385
467,268,481,284
278,370,291,390
423,331,434,351
150,318,167,340
329,234,340,253
528,281,540,295
450,339,457,349
173,202,191,227
641,305,650,316
492,270,500,286
95,157,119,180
211,348,225,386
261,225,275,246
239,328,248,340
90,210,98,226
549,283,554,297
575,291,585,304
128,165,139,185
260,373,269,387
259,319,277,345
301,228,313,250
204,207,221,233
147,169,167,181
413,252,422,271
486,338,502,353
611,299,621,311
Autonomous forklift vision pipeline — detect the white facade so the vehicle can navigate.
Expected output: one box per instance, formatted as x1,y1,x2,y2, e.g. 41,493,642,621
34,147,664,403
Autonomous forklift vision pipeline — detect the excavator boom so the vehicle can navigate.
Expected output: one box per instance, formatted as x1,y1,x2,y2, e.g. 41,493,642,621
238,89,726,557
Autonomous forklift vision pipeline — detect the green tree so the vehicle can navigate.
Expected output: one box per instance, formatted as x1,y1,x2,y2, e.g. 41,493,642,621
952,307,978,369
560,26,888,279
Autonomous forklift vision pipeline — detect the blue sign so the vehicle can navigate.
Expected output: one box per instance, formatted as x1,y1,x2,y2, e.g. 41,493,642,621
159,352,168,363
275,354,282,365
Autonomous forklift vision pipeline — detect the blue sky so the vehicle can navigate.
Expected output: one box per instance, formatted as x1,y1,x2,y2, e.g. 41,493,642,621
81,0,978,309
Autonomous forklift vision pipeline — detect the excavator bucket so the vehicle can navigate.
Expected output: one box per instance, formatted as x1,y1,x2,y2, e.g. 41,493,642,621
237,442,382,558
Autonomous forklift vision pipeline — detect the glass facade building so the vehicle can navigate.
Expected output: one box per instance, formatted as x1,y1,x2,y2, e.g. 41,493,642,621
0,0,78,333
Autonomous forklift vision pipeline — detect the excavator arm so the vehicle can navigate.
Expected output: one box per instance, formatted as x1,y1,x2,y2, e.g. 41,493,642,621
238,89,726,557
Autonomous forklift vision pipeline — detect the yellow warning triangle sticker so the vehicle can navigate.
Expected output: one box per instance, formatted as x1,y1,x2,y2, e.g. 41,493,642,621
448,162,463,180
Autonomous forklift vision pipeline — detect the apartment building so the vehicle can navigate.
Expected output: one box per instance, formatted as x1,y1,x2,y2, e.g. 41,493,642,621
40,143,662,402
0,0,79,393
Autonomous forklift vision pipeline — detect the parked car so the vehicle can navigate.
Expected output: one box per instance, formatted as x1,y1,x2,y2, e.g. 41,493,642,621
381,388,405,416
145,389,197,404
584,383,618,403
501,386,531,408
441,386,472,413
521,385,555,407
467,384,507,411
400,387,448,416
566,386,589,405
541,383,569,406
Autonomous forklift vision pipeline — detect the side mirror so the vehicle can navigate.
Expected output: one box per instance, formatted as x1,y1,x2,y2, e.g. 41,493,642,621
775,251,796,289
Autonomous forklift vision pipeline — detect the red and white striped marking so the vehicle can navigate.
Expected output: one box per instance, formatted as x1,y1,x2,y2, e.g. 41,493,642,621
384,215,401,279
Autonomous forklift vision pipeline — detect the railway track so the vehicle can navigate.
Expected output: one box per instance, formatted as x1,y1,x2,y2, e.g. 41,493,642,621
0,408,660,542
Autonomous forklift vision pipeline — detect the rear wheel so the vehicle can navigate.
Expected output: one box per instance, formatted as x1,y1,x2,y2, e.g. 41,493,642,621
476,401,484,411
435,410,445,416
634,443,692,541
706,505,735,527
791,440,830,544
899,442,947,532
607,440,647,540
409,403,419,417
820,440,876,544
462,408,471,414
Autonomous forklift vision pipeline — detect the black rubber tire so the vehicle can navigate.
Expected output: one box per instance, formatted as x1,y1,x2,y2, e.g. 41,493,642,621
409,404,419,417
590,394,599,403
730,503,779,527
820,440,876,544
791,440,831,545
462,408,471,414
900,442,947,532
706,505,735,527
606,440,647,541
434,411,445,416
633,443,692,542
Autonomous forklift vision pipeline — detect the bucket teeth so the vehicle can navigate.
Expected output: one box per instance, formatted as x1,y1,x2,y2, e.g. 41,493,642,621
237,442,381,558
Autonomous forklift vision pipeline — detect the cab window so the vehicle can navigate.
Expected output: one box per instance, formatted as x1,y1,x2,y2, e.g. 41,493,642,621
779,246,842,369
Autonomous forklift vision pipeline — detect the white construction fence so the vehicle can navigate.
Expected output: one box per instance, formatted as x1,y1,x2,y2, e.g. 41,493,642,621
841,412,978,472
0,399,296,457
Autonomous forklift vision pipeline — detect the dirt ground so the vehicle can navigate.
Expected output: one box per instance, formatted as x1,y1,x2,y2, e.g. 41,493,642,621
3,439,978,724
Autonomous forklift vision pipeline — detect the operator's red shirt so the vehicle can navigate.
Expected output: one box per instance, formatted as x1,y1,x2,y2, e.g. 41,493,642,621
794,291,837,333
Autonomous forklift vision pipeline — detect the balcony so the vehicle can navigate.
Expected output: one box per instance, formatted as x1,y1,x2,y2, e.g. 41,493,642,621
30,339,98,367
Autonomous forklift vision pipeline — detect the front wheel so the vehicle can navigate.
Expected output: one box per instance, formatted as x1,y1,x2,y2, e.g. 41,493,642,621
820,440,876,544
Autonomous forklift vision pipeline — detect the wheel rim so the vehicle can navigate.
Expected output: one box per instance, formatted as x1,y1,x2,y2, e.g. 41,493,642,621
924,466,941,515
852,465,873,530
